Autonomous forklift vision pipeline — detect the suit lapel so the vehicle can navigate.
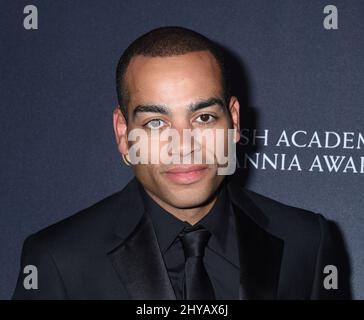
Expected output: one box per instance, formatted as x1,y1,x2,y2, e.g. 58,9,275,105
107,178,176,300
227,176,284,300
106,173,283,300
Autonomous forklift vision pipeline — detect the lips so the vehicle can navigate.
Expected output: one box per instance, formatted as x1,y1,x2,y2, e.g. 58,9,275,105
164,165,209,184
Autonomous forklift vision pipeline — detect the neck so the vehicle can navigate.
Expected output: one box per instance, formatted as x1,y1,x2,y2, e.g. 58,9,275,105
144,190,218,225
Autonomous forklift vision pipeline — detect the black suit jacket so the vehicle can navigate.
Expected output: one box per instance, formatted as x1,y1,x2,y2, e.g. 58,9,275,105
12,170,345,299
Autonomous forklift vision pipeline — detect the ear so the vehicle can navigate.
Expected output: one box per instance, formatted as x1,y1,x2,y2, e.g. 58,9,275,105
113,106,129,155
228,96,240,143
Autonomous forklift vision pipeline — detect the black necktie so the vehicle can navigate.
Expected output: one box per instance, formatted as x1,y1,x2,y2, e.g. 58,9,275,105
179,224,216,300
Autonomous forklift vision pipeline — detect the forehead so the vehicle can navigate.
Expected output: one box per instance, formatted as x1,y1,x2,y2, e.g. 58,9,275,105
124,51,223,108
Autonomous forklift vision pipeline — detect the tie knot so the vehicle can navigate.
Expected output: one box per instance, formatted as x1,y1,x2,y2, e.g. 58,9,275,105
179,225,211,258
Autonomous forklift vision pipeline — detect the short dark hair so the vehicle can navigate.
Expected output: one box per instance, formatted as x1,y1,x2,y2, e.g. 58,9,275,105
116,26,231,119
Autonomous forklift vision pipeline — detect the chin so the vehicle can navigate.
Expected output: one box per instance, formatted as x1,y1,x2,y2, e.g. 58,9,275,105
164,183,218,209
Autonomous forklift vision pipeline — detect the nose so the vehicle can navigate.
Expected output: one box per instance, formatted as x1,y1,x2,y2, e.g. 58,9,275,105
168,124,202,161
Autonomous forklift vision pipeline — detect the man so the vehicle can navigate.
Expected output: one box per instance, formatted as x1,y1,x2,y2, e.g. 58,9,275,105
13,26,344,299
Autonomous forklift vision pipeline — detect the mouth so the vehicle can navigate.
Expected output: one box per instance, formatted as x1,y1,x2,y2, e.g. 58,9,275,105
164,165,210,185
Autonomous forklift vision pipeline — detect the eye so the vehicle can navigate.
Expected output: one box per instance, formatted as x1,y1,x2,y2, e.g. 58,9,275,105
195,114,217,124
144,119,166,129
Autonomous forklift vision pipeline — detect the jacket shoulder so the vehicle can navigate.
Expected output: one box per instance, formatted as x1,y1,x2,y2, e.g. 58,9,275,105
242,188,327,240
26,178,141,251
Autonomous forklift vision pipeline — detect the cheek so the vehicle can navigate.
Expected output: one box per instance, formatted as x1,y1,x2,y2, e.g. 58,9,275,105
133,164,160,189
201,127,231,160
149,137,171,164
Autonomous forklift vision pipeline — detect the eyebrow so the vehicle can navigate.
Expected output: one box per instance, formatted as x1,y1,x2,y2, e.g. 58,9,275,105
132,97,226,119
188,97,226,112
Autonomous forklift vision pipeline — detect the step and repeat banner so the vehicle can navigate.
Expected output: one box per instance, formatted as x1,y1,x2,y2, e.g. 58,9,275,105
1,0,363,299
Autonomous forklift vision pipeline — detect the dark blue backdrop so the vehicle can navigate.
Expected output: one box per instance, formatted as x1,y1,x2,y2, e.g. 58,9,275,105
1,0,363,299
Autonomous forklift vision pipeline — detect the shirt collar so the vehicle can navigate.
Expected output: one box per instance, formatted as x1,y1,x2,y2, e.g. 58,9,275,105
137,179,231,256
137,182,187,254
195,180,230,253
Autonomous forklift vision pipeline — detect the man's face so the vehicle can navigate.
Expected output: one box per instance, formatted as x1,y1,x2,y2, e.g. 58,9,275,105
113,50,240,209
